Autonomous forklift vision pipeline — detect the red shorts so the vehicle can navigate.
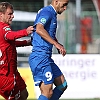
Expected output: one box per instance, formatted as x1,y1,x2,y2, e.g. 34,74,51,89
0,71,26,100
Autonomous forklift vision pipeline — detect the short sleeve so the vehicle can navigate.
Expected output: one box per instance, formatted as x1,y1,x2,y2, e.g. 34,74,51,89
36,10,51,26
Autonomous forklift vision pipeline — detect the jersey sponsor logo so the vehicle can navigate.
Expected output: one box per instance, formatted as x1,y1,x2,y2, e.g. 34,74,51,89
40,18,46,24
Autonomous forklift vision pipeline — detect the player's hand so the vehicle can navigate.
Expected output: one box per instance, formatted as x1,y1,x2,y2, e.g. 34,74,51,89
26,39,32,46
26,26,34,35
55,43,66,56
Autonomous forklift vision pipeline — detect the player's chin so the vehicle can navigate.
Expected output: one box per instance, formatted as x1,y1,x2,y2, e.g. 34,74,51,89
58,12,62,14
8,21,12,25
58,11,62,14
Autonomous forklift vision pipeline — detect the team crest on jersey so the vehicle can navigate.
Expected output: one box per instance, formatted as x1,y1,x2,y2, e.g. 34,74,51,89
40,18,46,24
5,27,11,31
3,26,11,31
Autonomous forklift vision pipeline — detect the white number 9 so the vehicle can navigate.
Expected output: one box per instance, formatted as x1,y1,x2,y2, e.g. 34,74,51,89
45,71,52,81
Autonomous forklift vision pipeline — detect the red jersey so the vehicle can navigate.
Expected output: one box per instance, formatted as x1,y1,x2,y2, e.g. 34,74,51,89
0,22,28,75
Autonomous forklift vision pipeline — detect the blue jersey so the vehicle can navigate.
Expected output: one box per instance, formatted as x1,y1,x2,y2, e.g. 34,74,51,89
31,5,57,54
29,5,63,86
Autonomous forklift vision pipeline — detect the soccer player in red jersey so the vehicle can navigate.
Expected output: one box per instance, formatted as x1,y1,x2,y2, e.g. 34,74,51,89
0,2,34,100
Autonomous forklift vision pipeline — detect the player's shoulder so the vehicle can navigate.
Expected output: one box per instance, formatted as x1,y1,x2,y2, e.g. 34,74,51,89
0,22,9,27
3,26,11,33
44,5,54,13
0,22,10,30
38,6,53,15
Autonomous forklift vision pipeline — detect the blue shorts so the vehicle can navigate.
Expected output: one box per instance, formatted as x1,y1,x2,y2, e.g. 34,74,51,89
29,52,62,86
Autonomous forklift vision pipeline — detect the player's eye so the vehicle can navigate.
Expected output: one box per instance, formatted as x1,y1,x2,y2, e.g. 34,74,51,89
63,3,68,7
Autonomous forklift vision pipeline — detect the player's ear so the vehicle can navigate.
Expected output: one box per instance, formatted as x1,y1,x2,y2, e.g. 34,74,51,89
54,0,59,7
0,12,3,17
55,0,59,4
0,12,2,19
0,12,2,15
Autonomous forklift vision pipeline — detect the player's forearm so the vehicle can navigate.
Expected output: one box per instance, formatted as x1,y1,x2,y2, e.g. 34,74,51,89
5,26,34,40
15,40,31,47
5,29,28,40
36,24,57,45
36,25,57,46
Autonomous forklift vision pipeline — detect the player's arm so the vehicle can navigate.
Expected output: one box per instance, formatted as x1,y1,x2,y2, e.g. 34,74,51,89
36,23,57,45
36,24,66,56
15,39,31,47
4,26,34,40
54,37,63,54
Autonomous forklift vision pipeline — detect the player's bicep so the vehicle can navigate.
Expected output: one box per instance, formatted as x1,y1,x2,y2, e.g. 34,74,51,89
36,23,45,35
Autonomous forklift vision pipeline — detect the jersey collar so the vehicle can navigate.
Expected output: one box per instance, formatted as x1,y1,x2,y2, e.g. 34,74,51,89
50,4,57,15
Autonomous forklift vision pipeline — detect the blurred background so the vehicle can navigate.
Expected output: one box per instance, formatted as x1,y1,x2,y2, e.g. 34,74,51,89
0,0,100,100
0,0,99,66
2,0,100,55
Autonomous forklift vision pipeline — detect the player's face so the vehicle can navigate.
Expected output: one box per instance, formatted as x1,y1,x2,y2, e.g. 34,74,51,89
56,0,69,14
1,8,14,25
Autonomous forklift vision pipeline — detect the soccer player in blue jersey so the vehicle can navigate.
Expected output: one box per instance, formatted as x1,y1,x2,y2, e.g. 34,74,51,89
29,0,69,100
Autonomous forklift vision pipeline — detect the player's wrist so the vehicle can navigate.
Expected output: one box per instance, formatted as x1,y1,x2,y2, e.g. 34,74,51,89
53,41,58,47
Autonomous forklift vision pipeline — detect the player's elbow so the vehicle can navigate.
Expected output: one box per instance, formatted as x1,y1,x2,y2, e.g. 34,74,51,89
35,28,40,34
36,28,44,36
36,24,44,35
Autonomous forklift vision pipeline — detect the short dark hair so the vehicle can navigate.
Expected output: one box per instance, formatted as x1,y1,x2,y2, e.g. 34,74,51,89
0,2,13,13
